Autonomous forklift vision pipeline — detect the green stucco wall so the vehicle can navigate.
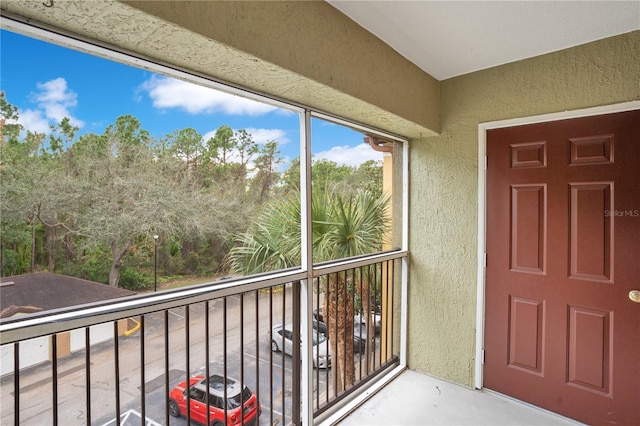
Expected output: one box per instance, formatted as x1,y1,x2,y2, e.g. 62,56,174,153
408,31,640,386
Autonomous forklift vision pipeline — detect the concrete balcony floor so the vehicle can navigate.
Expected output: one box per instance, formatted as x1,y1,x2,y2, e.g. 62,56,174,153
337,369,584,425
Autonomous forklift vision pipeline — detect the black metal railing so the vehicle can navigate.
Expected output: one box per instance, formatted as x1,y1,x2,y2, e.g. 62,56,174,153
311,252,402,418
0,250,406,425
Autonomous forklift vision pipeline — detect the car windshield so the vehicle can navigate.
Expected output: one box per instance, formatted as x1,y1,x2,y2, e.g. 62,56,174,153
313,330,327,345
281,326,327,345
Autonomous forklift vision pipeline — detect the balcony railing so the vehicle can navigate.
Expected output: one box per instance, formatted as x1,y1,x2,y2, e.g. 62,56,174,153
0,250,406,426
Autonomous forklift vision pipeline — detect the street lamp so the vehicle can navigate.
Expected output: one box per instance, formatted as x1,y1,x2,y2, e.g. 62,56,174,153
153,235,159,292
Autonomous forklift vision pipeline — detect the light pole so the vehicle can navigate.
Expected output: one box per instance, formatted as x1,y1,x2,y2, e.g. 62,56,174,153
153,234,159,292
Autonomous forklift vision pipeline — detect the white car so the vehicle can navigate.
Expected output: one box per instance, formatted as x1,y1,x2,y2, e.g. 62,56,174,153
316,307,382,333
270,324,331,369
354,310,382,332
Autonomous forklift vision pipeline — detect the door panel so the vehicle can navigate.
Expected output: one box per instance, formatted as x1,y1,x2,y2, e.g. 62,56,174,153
567,305,612,395
510,184,546,273
569,182,613,282
484,110,640,425
508,296,544,375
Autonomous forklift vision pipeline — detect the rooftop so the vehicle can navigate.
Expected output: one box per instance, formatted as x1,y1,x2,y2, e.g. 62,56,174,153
0,272,136,317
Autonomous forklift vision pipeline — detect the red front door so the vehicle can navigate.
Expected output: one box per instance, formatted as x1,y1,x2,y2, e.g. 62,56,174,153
484,109,640,425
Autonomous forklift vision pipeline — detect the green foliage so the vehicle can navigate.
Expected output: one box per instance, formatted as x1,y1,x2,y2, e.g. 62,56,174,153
119,266,152,290
227,188,389,275
280,157,384,199
183,251,200,274
168,127,203,172
0,224,31,276
164,255,185,276
250,140,282,199
312,159,353,190
206,125,234,165
1,92,385,289
353,160,384,199
315,189,389,260
1,249,20,276
227,191,303,275
1,91,23,147
57,246,111,284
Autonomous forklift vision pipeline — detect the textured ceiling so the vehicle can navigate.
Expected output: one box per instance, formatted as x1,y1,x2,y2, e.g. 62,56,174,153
329,1,640,80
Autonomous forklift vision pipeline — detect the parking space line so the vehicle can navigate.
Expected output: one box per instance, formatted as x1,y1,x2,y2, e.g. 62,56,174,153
244,350,292,373
168,309,184,319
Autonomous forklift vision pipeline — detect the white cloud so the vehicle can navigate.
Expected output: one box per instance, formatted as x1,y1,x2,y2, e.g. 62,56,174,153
18,77,84,133
314,143,383,167
141,76,278,116
245,127,291,145
17,109,50,134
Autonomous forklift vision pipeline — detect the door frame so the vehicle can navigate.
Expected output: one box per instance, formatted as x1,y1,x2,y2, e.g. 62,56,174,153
474,100,640,389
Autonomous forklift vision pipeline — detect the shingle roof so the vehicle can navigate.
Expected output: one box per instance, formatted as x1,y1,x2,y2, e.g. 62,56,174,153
0,272,136,317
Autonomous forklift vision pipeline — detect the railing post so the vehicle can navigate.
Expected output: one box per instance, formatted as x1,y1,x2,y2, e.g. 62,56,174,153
292,280,301,425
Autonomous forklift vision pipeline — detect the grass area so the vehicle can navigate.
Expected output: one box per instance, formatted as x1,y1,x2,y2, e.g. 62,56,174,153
139,275,229,293
159,276,218,289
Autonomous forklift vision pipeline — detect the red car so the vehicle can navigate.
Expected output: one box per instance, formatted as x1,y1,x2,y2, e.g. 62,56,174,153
169,374,261,426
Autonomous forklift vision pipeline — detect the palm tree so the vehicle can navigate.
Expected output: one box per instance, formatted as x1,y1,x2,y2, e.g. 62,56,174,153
227,187,390,392
227,191,302,274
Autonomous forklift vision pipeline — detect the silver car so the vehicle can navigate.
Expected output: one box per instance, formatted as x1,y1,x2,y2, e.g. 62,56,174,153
270,324,331,369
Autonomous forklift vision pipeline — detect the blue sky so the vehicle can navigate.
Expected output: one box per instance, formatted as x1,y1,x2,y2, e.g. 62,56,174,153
0,29,382,169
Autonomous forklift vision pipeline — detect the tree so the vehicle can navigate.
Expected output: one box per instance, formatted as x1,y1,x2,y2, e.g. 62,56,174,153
226,188,389,392
353,160,384,199
280,157,384,200
69,128,217,287
0,91,22,148
313,189,389,391
251,140,282,199
1,96,64,274
311,159,352,191
0,101,229,287
203,125,246,196
232,129,259,170
280,157,301,193
206,125,234,166
167,127,203,176
1,92,27,274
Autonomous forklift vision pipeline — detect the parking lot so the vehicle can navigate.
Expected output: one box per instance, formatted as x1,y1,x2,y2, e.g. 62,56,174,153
1,291,336,426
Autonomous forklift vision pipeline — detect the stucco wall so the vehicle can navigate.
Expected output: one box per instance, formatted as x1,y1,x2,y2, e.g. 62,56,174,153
408,31,640,386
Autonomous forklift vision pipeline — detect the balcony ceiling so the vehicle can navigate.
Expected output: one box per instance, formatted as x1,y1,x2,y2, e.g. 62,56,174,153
328,1,640,80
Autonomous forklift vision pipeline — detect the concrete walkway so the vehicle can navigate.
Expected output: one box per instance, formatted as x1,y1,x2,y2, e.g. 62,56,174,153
338,369,584,426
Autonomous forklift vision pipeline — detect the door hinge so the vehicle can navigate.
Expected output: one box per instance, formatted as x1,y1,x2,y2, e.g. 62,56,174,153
481,349,485,364
484,155,488,170
483,252,487,268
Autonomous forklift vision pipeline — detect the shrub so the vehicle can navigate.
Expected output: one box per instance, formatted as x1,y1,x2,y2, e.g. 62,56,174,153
119,267,152,290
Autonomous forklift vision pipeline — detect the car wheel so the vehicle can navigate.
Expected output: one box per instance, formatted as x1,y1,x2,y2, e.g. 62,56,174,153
168,399,180,417
271,340,279,352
